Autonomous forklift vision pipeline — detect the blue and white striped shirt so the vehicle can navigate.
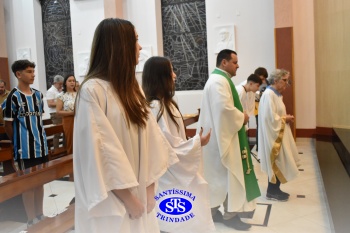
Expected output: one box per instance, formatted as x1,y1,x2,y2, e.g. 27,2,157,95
2,87,48,160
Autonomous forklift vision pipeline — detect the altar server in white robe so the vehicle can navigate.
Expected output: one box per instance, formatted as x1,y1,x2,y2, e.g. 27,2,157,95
142,56,215,233
236,74,262,117
236,74,262,131
73,18,177,233
258,69,301,202
197,50,261,231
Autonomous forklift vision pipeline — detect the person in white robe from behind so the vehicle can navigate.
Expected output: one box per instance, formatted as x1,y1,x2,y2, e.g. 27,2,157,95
142,56,215,233
258,69,301,202
73,18,177,233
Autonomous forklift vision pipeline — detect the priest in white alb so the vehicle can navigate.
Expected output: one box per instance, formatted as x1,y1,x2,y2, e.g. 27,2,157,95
197,49,260,231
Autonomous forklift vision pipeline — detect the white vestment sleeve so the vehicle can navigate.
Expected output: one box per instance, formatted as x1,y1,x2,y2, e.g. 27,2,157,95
74,84,139,217
150,101,202,186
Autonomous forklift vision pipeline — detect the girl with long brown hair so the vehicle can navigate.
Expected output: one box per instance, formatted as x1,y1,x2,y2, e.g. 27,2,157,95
73,18,175,233
142,56,214,233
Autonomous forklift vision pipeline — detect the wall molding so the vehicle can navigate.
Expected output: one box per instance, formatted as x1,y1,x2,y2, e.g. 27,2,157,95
248,128,317,138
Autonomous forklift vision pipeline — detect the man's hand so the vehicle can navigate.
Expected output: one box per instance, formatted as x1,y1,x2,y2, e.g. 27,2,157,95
243,113,249,125
286,114,294,123
124,195,144,220
199,127,212,146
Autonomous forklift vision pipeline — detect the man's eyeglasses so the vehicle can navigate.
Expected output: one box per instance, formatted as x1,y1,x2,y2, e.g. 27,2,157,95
281,78,292,86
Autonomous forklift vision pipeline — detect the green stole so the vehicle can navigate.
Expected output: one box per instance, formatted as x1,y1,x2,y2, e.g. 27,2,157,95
212,68,261,202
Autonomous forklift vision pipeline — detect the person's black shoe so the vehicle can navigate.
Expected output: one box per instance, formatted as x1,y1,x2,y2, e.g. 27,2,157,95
222,215,251,231
279,190,290,197
212,210,223,223
266,192,289,201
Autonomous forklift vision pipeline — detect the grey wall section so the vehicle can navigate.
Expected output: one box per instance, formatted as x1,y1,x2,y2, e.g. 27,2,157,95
161,0,208,91
40,0,74,89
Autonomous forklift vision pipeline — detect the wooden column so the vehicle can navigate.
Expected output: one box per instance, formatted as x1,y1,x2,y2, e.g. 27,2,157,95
274,27,295,137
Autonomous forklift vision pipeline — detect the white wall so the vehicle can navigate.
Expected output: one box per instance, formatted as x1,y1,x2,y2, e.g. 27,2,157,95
3,0,316,131
206,0,275,85
70,0,105,84
124,0,163,57
4,0,46,91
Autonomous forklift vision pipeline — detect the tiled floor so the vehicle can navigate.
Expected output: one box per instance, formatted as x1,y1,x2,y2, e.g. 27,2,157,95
0,138,333,233
213,138,333,233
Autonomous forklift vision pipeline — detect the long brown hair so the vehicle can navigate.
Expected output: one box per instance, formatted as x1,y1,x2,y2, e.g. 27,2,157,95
81,18,148,128
142,56,180,131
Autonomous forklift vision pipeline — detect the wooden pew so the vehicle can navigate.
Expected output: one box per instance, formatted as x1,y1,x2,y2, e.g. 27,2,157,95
0,154,74,232
0,146,16,175
44,124,68,161
26,203,75,233
0,126,11,148
43,118,53,126
0,154,73,203
183,109,200,138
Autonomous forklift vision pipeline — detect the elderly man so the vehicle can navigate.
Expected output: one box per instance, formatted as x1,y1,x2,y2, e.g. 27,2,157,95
197,49,260,231
46,75,64,148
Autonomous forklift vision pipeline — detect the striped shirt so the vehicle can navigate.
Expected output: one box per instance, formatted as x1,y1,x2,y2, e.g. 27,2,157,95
2,87,48,160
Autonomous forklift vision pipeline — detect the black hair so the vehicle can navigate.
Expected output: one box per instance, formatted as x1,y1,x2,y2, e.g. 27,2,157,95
247,74,262,85
11,60,36,78
254,67,268,78
216,49,237,67
62,74,76,93
142,56,181,131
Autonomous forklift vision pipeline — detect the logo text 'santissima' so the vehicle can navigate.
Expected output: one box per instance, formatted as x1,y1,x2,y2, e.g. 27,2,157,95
154,188,196,201
155,189,196,223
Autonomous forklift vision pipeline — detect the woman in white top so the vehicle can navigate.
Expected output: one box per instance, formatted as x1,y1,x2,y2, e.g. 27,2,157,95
56,74,77,154
258,69,301,202
142,56,215,233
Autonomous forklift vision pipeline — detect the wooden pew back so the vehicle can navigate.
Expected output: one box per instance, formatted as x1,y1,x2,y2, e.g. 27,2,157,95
26,203,75,233
0,146,16,175
0,154,73,203
44,124,68,160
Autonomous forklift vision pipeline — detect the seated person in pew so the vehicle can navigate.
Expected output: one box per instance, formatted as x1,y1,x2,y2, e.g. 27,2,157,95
0,79,10,140
142,56,215,233
2,59,49,227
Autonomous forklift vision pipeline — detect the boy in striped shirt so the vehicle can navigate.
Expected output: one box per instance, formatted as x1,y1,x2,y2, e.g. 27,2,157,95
3,59,48,226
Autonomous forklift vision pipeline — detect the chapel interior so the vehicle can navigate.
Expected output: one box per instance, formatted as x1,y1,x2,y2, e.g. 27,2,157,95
0,0,350,233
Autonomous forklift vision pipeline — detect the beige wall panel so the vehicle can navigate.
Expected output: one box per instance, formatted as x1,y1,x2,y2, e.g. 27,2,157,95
104,0,123,18
314,0,350,128
292,0,316,129
274,0,293,28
